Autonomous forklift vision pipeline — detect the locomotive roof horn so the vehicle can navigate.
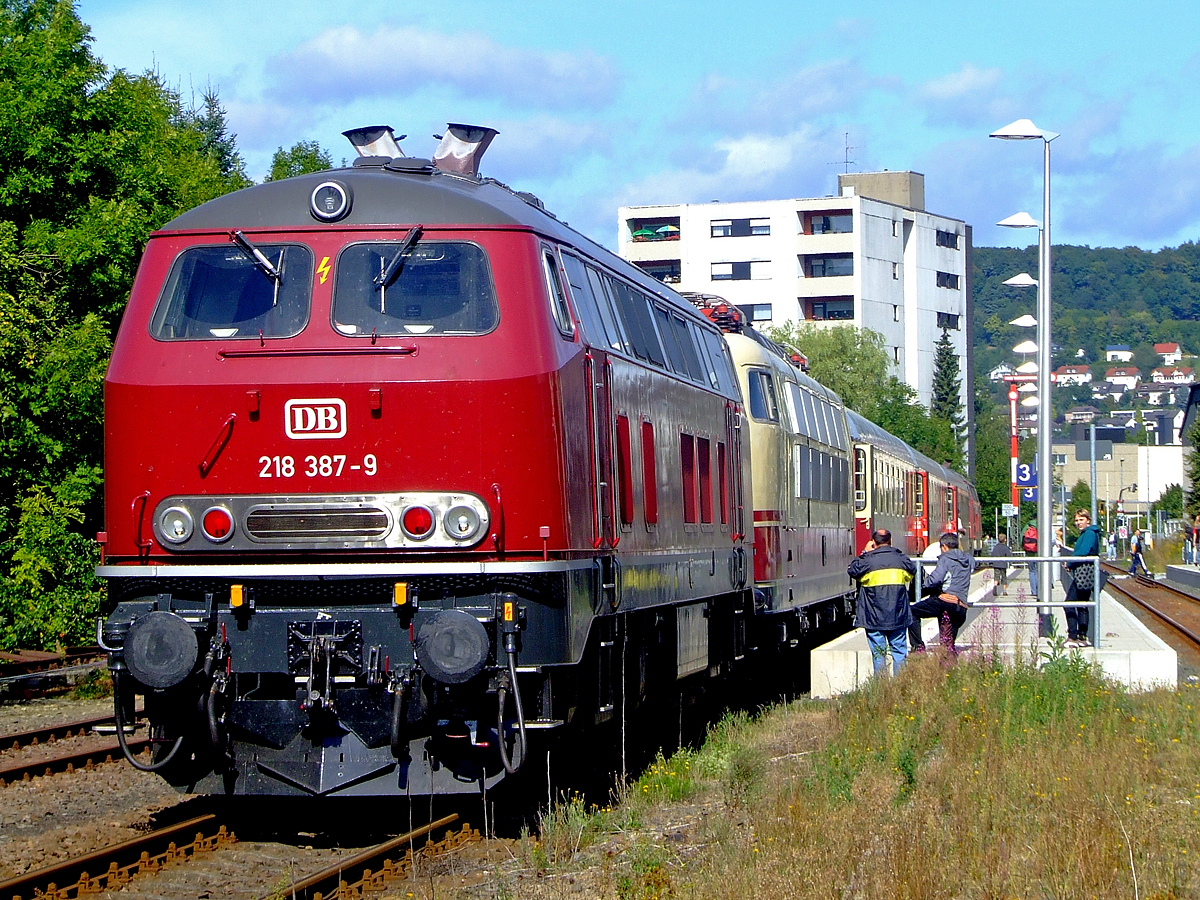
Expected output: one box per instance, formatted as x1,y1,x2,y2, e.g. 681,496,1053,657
432,123,498,179
342,125,407,159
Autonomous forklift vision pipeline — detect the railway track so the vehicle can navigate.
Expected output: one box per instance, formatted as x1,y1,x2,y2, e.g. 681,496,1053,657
0,647,105,699
1100,563,1200,666
0,811,475,900
2,713,129,751
0,736,150,787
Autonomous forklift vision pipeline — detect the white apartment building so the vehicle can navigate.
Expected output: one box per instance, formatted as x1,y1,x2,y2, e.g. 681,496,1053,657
618,172,973,461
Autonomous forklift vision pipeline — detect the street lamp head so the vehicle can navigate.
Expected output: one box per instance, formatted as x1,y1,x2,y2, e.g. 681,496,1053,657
990,118,1059,142
1013,340,1039,355
1020,396,1039,407
1009,313,1038,326
998,212,1041,229
1015,361,1038,374
1004,273,1038,289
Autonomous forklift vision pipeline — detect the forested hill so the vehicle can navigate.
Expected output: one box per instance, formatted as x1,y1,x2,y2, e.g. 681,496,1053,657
972,242,1200,377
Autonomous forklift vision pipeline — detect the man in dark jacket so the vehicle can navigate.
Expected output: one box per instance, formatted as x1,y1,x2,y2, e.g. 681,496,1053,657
909,532,974,652
991,533,1011,596
848,529,916,675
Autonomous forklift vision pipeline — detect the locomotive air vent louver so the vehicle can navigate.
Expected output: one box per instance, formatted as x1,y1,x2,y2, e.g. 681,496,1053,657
245,507,390,541
432,123,498,178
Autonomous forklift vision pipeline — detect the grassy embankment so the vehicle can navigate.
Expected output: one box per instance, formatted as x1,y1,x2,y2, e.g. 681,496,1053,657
508,647,1199,899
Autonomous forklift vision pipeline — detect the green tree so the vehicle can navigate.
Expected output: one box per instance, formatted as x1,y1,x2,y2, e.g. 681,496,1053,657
0,0,248,648
931,328,964,439
764,322,962,469
1151,483,1183,521
267,140,332,181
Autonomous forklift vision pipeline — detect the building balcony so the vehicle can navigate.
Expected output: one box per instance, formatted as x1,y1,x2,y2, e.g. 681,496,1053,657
797,274,855,298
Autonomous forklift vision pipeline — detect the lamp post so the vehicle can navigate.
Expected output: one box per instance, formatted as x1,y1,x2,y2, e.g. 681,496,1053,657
992,118,1058,616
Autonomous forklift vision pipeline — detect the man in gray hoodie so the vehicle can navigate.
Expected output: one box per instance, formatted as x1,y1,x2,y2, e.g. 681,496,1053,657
909,532,973,652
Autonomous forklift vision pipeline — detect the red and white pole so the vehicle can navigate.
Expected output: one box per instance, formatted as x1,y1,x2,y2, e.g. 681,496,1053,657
1009,385,1019,506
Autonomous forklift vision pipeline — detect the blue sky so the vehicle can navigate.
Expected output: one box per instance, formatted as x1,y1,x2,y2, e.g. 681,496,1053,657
78,0,1200,252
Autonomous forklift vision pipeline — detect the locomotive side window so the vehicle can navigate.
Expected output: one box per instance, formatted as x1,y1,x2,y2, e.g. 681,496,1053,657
610,280,666,367
331,241,498,336
698,328,739,396
746,370,779,422
583,266,630,354
660,310,697,379
786,383,808,436
150,243,312,340
541,248,575,338
561,252,621,350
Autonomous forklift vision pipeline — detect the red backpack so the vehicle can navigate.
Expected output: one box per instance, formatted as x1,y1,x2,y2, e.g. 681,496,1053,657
1021,526,1038,553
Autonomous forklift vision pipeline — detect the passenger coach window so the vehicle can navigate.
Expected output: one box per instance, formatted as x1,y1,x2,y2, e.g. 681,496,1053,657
150,243,312,340
331,242,498,336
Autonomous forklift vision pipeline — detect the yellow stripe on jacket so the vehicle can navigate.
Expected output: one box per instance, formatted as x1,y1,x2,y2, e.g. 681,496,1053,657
858,568,913,587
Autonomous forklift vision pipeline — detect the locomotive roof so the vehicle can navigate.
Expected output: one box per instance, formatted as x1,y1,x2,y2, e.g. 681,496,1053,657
162,164,710,327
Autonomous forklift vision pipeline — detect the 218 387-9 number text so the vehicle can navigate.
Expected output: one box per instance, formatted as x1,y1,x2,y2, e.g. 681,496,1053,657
258,454,378,477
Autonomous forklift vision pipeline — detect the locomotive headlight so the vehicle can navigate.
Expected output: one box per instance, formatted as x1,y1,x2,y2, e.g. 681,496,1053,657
443,505,481,541
158,507,194,544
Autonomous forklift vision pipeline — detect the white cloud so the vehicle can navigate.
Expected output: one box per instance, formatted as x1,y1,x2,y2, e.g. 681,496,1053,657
267,25,620,112
919,64,1003,102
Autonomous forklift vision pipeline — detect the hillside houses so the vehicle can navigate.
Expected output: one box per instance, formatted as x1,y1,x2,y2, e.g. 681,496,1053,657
1105,366,1141,390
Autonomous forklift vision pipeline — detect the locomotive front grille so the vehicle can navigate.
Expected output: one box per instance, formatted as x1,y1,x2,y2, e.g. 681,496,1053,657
246,508,390,540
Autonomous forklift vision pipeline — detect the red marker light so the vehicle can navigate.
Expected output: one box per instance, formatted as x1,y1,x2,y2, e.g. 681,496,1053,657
401,505,434,539
202,507,234,541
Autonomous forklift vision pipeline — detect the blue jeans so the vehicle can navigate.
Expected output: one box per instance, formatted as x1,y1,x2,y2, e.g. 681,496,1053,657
865,627,908,676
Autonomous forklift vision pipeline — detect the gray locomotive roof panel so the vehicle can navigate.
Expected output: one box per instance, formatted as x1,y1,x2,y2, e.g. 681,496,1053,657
161,166,710,328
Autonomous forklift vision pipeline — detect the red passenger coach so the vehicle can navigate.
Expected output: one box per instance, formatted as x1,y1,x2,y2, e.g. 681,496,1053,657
97,125,752,798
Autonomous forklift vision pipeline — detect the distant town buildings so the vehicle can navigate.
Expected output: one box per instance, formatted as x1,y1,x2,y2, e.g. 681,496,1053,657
617,171,971,423
1105,345,1134,363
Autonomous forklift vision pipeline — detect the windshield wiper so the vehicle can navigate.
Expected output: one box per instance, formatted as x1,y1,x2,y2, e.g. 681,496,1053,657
374,226,423,289
231,230,284,308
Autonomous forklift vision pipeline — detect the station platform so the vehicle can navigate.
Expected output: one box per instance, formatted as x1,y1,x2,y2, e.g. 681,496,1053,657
810,564,1177,699
1165,563,1200,590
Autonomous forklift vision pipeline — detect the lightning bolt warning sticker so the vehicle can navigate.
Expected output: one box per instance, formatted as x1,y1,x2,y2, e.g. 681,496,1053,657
317,256,331,285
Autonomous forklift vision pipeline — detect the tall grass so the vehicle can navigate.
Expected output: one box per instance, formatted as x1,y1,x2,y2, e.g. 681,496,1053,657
523,651,1199,899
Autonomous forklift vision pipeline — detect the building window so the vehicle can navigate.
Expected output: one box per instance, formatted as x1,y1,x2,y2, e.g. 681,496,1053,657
737,303,773,322
807,212,853,234
805,254,853,277
893,305,900,322
936,271,960,289
892,262,899,280
629,217,680,242
935,229,960,249
936,312,960,330
1053,453,1067,466
808,298,854,321
636,259,681,284
711,218,770,237
712,261,769,281
893,347,900,363
892,221,899,237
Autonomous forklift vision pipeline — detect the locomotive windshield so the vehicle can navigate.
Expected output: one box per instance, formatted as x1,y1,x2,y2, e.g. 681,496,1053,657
149,243,312,340
332,241,499,336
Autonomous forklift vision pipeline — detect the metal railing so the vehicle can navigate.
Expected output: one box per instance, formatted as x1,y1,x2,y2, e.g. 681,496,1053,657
914,554,1103,648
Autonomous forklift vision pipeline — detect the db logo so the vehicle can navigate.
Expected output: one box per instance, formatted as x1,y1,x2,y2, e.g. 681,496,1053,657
285,399,347,439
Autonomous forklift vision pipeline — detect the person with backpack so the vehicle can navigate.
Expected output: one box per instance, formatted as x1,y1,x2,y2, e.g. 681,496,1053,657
1022,524,1039,595
1062,509,1102,646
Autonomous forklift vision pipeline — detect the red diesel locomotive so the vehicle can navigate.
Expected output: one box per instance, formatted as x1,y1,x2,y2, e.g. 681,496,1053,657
98,125,754,797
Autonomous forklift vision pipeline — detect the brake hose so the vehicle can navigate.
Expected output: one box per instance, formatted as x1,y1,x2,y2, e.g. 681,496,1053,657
113,670,185,772
496,648,527,774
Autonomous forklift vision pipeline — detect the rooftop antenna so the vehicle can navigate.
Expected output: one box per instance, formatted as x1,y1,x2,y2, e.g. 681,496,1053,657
828,132,857,174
